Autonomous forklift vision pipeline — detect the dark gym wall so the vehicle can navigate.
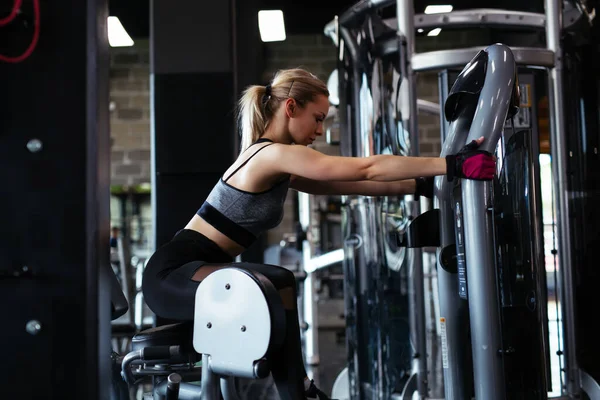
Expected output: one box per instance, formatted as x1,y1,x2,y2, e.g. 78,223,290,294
151,0,264,249
0,0,111,399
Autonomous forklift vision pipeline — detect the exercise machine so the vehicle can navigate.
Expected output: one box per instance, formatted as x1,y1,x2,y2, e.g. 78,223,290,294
113,266,290,400
325,4,425,398
324,0,600,398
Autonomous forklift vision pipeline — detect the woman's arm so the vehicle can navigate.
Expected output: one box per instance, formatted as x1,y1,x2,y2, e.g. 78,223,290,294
290,176,417,196
267,144,446,182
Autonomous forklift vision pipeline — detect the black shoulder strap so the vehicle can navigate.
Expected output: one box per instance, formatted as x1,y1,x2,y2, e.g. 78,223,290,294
223,143,275,182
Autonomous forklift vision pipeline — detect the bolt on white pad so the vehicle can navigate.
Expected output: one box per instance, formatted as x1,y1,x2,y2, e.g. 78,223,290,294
193,268,272,379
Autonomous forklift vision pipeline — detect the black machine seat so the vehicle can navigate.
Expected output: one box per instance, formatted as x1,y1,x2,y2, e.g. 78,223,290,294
131,322,195,353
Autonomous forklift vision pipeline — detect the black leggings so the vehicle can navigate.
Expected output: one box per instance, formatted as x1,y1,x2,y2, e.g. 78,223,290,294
142,229,308,400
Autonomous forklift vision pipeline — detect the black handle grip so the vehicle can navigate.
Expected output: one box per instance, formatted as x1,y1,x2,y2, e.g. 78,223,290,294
142,345,174,361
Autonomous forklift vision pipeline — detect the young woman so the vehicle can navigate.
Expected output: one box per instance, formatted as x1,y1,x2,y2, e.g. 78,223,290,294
142,68,495,400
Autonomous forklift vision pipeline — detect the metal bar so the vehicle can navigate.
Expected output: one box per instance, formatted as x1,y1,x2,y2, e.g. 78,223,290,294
398,374,418,399
337,0,372,26
462,43,519,400
201,354,220,400
325,0,396,40
396,1,428,397
415,9,545,29
384,9,546,31
339,26,362,158
405,201,428,399
521,74,554,394
461,184,506,400
87,0,112,396
396,0,417,140
298,191,320,367
302,240,320,366
324,17,338,46
324,20,335,42
337,0,395,26
220,376,242,400
412,47,554,72
545,0,579,396
410,234,428,399
116,237,133,322
434,89,477,399
580,370,600,399
305,249,345,273
417,99,440,115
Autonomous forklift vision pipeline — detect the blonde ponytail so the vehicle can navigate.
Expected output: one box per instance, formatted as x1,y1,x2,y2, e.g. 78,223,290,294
237,85,267,153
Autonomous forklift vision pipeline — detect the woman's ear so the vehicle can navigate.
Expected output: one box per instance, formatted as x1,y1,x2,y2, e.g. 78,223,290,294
284,98,296,118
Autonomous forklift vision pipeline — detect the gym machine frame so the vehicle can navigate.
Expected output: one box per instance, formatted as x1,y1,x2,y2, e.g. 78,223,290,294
326,2,428,398
325,0,600,398
395,0,599,398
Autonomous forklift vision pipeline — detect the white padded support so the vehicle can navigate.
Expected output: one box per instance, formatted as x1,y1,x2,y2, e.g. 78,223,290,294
193,268,272,379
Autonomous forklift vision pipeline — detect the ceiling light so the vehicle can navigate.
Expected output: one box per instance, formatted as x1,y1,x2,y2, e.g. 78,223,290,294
108,16,134,47
427,28,442,36
258,10,286,42
424,5,453,14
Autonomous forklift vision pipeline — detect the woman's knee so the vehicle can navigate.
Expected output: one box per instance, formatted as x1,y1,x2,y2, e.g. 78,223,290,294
238,262,297,290
272,265,297,289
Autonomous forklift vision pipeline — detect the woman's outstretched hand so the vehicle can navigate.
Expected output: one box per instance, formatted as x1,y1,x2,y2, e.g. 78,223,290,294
445,136,496,182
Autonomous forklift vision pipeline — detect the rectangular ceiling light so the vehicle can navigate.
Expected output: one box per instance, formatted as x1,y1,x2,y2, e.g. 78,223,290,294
427,28,442,36
258,10,286,42
108,16,134,47
424,5,453,14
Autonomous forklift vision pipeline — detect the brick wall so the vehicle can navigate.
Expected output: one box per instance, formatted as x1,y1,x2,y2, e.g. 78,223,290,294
109,40,151,187
262,35,338,84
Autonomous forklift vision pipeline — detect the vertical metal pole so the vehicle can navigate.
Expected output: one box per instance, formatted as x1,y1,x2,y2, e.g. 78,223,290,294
545,0,579,395
395,0,418,150
461,181,506,399
299,192,320,367
434,107,476,400
461,43,518,400
201,354,221,399
88,0,112,396
221,376,242,400
149,0,158,256
407,201,428,399
303,242,320,366
396,0,427,397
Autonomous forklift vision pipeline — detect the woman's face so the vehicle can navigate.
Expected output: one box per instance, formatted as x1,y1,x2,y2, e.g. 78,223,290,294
287,94,329,146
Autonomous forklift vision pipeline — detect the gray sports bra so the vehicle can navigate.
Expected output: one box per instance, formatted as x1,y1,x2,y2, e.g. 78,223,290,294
196,139,290,247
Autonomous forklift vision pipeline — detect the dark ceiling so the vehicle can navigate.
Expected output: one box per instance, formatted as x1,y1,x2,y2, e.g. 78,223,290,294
108,0,549,40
